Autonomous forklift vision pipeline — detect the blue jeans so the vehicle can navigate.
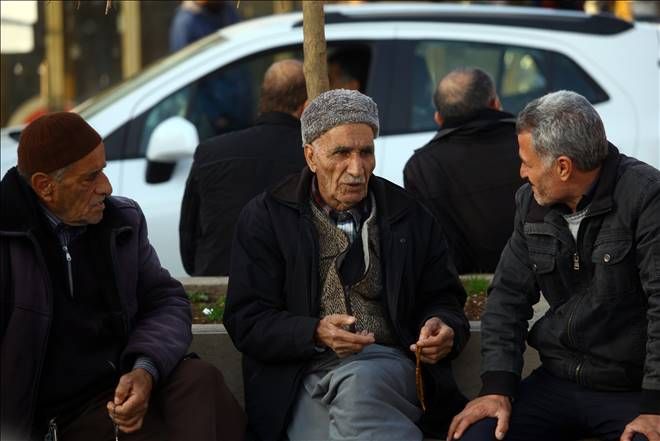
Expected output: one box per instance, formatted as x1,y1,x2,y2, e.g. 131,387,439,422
460,368,647,441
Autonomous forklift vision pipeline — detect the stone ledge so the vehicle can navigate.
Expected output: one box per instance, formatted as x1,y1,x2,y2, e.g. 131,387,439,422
189,323,541,407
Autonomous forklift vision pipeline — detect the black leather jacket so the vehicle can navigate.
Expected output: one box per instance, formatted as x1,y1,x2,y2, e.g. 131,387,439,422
480,145,660,413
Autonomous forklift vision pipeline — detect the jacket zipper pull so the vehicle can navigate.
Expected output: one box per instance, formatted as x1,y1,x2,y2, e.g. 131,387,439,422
572,252,580,271
46,417,58,441
63,245,74,299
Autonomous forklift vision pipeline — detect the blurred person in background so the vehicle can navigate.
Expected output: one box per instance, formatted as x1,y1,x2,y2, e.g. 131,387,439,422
404,67,523,274
448,91,660,441
170,1,251,135
170,1,240,52
327,46,370,93
179,59,307,276
1,112,245,441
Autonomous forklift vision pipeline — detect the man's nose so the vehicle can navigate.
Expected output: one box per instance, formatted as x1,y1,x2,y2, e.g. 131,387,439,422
97,171,113,196
347,153,363,176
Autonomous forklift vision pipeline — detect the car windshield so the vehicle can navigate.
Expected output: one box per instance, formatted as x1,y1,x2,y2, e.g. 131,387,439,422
76,33,226,119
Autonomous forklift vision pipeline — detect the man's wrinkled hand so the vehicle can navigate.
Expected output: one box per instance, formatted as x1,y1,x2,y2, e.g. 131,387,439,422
315,314,375,358
447,394,512,441
620,414,660,441
106,368,154,434
409,317,454,364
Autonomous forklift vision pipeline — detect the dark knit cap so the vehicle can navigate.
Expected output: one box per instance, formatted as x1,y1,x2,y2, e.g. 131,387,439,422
17,112,102,177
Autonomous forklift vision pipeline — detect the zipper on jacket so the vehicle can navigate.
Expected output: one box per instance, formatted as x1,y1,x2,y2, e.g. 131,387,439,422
566,293,586,348
46,417,58,441
575,360,583,384
62,245,74,299
572,252,580,271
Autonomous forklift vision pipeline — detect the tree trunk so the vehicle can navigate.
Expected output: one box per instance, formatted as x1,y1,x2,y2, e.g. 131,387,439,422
302,1,328,101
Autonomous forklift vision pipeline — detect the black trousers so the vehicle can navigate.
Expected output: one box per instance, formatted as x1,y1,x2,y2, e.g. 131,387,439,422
460,368,647,441
55,359,246,441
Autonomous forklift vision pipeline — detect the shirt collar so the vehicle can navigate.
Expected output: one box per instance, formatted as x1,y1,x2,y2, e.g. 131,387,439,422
39,204,87,244
575,173,600,212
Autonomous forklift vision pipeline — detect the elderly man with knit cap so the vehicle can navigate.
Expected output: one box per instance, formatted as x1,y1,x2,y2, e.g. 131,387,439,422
0,112,245,441
224,89,470,441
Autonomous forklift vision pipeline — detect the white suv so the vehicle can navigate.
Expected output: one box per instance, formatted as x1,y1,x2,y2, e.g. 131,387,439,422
2,3,658,276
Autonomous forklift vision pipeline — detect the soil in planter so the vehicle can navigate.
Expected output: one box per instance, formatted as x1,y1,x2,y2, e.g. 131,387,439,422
188,289,226,324
462,276,489,321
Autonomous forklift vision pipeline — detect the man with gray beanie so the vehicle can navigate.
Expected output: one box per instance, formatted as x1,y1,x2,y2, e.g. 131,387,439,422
1,112,245,440
224,89,470,440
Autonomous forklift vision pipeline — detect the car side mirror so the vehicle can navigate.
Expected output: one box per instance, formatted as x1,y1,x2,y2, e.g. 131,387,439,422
145,116,199,184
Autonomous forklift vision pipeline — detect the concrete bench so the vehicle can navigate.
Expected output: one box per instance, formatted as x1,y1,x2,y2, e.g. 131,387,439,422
189,323,539,409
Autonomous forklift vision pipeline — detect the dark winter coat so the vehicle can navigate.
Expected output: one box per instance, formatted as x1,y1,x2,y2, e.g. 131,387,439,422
0,167,192,440
404,108,523,273
224,168,470,440
179,112,306,276
479,145,660,413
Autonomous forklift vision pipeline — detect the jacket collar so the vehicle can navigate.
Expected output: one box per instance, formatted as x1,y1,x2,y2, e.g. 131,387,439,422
270,167,412,223
526,143,622,223
1,166,131,235
441,108,515,129
255,111,301,129
1,167,46,234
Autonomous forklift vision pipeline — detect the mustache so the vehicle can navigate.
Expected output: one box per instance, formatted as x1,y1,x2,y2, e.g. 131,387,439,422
340,176,366,185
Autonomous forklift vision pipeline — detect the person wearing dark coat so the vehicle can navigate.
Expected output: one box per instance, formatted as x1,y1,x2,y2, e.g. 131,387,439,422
0,112,245,441
448,91,660,441
404,67,523,274
224,89,470,441
179,59,307,276
169,1,250,137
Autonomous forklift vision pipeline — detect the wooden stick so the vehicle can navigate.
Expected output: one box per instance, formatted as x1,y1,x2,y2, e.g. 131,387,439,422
415,346,426,412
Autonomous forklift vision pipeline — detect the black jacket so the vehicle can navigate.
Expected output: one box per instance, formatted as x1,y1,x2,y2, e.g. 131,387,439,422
179,112,306,276
403,109,523,273
480,146,660,413
223,168,470,440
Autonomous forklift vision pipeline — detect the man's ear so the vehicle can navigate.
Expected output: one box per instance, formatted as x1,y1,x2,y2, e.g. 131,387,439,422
293,102,306,119
489,95,503,111
345,78,360,91
556,156,573,182
434,111,443,127
31,172,55,201
303,144,316,173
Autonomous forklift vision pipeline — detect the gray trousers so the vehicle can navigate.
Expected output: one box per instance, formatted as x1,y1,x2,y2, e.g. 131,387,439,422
286,344,423,441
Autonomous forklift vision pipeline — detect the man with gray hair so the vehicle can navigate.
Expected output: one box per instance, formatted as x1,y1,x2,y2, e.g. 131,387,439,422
224,89,470,440
448,90,660,441
404,67,523,274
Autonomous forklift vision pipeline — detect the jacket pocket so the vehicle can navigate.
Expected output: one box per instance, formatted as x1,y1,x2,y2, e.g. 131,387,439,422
527,232,563,304
529,251,565,305
590,232,637,298
529,252,555,274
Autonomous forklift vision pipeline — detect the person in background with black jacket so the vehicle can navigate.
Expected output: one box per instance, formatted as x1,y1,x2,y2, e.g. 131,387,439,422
179,59,307,276
448,90,660,441
1,112,245,440
404,67,523,274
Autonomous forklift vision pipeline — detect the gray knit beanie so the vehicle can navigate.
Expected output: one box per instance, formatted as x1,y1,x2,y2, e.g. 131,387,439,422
301,89,379,145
